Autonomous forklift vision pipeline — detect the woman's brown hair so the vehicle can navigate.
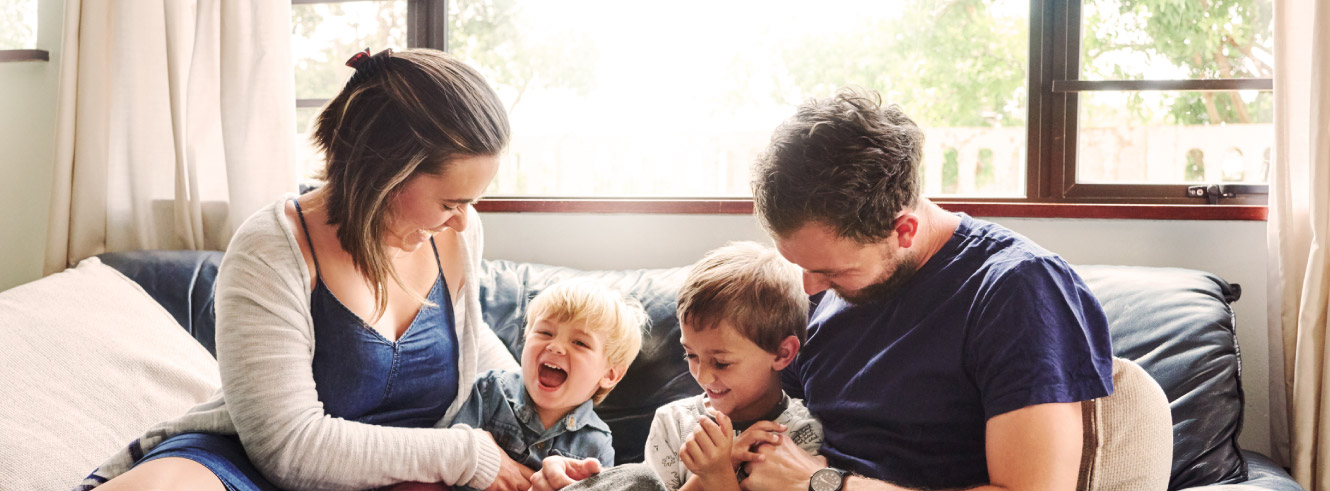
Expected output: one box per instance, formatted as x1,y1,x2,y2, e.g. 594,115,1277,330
310,49,510,320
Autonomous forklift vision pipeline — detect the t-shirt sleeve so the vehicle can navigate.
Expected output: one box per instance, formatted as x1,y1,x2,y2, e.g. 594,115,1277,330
966,257,1114,419
644,405,688,491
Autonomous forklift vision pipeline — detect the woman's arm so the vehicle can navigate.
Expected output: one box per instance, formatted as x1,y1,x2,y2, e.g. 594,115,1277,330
214,219,503,491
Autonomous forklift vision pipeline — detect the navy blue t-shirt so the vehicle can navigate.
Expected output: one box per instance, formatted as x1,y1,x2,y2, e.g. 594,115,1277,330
782,214,1113,489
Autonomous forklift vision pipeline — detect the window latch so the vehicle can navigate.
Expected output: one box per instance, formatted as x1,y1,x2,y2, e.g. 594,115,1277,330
1186,184,1268,205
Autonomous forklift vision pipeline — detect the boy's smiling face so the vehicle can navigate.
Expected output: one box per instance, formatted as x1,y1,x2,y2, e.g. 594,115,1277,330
681,321,795,422
522,317,624,429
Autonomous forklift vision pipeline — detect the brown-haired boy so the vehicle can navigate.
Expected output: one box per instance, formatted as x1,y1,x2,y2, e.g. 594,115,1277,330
644,242,824,491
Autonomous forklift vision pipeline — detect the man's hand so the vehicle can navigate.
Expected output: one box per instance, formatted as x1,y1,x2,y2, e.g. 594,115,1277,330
731,420,785,469
481,432,535,491
741,434,826,491
529,455,602,491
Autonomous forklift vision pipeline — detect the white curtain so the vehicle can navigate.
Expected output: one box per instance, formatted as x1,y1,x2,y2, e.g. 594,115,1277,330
1270,0,1330,487
44,0,296,274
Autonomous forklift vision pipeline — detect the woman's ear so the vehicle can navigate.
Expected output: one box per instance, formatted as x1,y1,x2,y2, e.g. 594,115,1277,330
772,335,801,371
599,365,627,389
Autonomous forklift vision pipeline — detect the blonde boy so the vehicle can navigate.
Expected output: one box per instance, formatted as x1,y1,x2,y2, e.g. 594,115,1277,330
453,280,647,486
645,242,823,491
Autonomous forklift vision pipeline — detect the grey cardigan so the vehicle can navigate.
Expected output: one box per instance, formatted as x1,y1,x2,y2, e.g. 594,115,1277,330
80,197,520,490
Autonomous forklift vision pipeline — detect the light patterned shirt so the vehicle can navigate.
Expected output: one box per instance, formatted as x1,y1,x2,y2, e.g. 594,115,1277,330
644,393,823,490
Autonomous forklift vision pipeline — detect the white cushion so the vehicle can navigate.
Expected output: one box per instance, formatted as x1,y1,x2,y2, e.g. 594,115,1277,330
1079,357,1174,491
0,258,219,490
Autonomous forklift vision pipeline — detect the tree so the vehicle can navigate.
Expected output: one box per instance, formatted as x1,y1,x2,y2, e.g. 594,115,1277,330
0,0,36,50
1082,0,1274,125
771,0,1029,129
446,0,597,115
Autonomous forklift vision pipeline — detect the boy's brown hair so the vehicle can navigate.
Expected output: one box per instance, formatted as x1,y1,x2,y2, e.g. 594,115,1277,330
676,241,808,353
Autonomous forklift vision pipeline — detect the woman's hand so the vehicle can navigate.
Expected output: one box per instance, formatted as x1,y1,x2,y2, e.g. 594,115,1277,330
680,411,736,479
731,421,785,469
481,432,534,491
529,456,603,491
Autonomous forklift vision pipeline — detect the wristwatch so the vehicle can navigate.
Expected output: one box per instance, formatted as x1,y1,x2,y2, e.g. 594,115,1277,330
809,467,851,491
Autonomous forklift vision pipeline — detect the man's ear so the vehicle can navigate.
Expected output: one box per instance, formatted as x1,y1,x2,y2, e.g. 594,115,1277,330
599,365,627,389
894,212,920,249
772,335,801,371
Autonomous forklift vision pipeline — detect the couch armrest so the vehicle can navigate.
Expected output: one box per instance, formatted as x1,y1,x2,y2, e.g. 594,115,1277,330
1179,451,1303,490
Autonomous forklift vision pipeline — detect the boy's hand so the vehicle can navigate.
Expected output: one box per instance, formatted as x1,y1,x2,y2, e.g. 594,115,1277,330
680,410,735,478
731,421,786,469
529,455,602,491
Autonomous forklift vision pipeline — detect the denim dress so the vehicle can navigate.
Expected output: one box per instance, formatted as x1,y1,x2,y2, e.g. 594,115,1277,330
131,200,460,490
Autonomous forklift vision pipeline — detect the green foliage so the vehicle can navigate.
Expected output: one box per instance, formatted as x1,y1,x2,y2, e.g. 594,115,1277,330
768,0,1270,128
1083,0,1273,125
0,0,37,50
447,0,597,113
774,0,1028,128
291,3,405,101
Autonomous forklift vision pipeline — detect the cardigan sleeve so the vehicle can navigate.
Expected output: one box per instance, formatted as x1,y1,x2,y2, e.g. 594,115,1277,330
462,206,520,372
213,208,502,490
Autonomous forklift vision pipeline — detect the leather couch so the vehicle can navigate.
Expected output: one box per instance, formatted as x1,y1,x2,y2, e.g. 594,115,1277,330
97,251,1302,490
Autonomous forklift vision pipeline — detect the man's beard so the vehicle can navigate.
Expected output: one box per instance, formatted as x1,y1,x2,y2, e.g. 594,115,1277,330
835,254,921,305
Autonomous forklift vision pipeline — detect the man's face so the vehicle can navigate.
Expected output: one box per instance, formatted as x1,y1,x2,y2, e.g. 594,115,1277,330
774,222,920,305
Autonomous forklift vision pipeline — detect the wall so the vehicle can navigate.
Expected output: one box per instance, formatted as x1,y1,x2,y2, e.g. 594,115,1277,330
0,0,62,292
479,212,1274,455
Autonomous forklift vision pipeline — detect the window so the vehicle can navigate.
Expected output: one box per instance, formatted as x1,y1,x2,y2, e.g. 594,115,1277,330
0,0,47,62
1044,0,1273,205
291,0,1273,215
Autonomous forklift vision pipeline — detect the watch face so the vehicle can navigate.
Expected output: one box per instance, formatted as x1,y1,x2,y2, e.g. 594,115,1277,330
810,468,844,491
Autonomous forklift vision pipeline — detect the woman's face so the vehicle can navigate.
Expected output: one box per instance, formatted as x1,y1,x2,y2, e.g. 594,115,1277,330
386,154,500,252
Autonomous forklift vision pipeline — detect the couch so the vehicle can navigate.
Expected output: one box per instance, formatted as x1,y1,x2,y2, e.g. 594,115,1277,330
0,250,1303,490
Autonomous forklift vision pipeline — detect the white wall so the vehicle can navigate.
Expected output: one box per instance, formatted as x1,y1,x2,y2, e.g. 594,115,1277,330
0,0,62,292
480,212,1274,455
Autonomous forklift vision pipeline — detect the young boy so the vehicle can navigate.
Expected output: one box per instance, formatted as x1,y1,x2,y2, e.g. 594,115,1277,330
453,280,648,489
645,242,823,491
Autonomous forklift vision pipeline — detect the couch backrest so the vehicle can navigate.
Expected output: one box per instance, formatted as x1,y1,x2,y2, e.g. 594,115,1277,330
1075,265,1247,489
480,261,1251,489
99,252,1249,488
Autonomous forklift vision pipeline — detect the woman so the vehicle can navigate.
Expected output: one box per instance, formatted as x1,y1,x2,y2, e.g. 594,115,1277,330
85,49,533,491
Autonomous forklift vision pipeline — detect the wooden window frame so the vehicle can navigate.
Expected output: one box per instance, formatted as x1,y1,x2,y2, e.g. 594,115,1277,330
295,0,1271,220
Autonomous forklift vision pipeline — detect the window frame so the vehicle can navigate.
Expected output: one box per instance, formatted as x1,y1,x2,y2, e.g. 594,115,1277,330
295,0,1272,219
1033,0,1271,210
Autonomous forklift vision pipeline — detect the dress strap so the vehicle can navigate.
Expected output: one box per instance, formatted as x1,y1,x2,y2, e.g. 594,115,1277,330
428,236,446,278
292,199,323,279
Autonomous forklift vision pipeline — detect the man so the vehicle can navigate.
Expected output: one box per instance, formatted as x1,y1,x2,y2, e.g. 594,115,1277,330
739,89,1113,491
530,89,1113,491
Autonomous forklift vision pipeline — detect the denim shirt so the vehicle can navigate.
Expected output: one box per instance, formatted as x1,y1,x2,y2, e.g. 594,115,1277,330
453,370,615,478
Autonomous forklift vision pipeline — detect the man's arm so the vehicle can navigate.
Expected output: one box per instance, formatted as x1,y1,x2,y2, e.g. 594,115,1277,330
743,402,1083,491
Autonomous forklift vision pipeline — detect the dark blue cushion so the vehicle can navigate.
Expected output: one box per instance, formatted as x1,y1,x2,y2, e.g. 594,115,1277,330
97,250,224,357
1075,265,1248,489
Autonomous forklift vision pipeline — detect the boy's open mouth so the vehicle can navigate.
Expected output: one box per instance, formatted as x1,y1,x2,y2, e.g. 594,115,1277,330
538,363,568,388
